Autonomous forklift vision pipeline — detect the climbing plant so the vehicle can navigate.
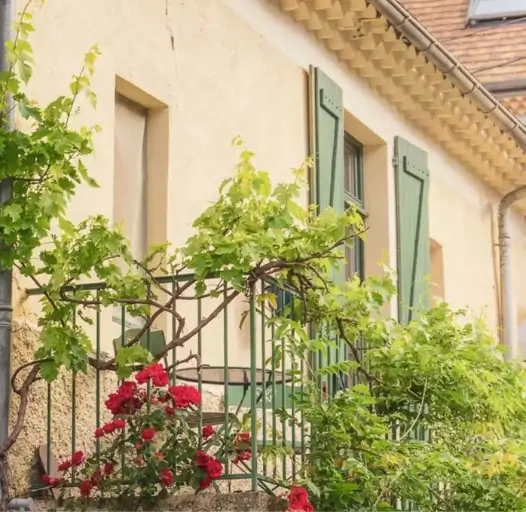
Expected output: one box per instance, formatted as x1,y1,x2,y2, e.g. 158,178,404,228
0,2,364,506
3,3,526,512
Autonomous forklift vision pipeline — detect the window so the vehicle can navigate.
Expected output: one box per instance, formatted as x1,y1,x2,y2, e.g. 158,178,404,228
114,94,148,262
468,0,526,23
344,134,365,281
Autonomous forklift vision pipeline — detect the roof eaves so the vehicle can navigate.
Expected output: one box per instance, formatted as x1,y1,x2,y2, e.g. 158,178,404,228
370,0,526,150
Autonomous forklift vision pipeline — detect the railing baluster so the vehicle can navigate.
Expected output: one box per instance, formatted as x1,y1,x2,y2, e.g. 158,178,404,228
290,298,296,479
260,280,267,478
249,282,257,491
95,291,101,460
223,282,230,488
197,297,203,443
281,287,287,480
171,277,177,385
71,307,77,483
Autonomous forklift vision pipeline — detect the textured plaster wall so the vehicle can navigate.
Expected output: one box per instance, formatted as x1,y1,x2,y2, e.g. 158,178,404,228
9,0,526,493
9,0,309,491
226,0,526,342
8,320,118,497
14,0,308,363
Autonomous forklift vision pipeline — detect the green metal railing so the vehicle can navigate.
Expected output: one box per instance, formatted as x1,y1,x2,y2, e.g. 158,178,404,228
27,274,354,495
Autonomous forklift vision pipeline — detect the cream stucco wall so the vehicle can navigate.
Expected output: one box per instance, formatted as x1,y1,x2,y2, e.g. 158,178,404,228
8,0,526,492
225,0,526,345
12,0,526,361
16,0,308,365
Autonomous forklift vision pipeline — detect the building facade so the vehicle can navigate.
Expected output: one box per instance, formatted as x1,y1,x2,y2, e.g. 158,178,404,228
8,0,526,493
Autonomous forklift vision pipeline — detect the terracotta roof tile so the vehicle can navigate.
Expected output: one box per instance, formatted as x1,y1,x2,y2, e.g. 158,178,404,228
501,95,526,116
400,0,526,84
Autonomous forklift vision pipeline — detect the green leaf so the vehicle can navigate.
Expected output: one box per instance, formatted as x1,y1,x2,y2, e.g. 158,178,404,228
40,361,59,382
115,345,151,379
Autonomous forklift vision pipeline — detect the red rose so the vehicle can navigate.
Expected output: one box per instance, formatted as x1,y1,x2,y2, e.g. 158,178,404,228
159,469,174,486
136,363,169,387
90,470,102,486
105,381,140,415
135,442,142,450
71,451,84,466
165,406,175,416
235,432,250,446
57,460,71,472
151,364,169,387
135,456,144,466
286,486,314,512
141,427,156,441
202,425,215,439
103,422,116,434
289,486,309,505
199,476,212,489
195,449,211,468
113,418,126,429
42,474,60,487
103,462,115,475
79,480,92,497
206,458,223,479
233,450,251,464
154,451,164,459
135,368,150,385
94,427,104,438
118,381,137,399
168,385,201,409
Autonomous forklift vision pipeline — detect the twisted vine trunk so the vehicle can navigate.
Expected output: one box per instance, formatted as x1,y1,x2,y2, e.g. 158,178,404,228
0,365,39,511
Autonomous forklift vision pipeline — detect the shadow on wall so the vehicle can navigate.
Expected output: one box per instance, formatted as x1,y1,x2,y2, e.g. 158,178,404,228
518,316,526,359
430,238,445,306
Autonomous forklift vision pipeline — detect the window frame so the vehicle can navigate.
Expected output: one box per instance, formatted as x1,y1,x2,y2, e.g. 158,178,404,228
468,0,526,23
343,133,365,281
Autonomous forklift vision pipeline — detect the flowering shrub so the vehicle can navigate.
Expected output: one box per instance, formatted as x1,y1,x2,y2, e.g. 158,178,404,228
283,486,314,512
42,363,229,503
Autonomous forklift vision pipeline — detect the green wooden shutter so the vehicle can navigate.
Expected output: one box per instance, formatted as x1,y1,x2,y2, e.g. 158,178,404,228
309,66,345,284
309,66,347,396
394,137,430,325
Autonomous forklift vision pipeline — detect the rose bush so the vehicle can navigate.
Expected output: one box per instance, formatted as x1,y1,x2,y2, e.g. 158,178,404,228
41,362,236,504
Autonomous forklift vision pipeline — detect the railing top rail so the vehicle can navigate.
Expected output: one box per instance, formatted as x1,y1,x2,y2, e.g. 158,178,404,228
25,272,296,297
25,272,207,296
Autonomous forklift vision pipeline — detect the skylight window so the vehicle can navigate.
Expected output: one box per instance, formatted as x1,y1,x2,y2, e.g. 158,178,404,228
468,0,526,22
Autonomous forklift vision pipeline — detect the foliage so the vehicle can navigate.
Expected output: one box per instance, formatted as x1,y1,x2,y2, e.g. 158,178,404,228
273,276,526,511
4,3,526,512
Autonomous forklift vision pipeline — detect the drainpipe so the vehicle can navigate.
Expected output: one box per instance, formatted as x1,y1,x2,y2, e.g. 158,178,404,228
0,0,14,503
369,0,526,151
498,186,526,360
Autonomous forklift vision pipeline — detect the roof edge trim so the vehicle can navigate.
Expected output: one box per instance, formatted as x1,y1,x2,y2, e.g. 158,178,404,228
369,0,526,150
